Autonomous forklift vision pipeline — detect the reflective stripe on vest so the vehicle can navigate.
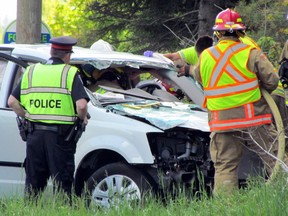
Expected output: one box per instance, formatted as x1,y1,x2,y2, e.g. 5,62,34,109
20,64,77,124
272,82,285,98
96,88,107,94
200,41,261,110
209,103,272,131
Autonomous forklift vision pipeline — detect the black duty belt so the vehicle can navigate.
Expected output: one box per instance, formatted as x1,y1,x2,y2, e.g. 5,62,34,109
33,124,58,132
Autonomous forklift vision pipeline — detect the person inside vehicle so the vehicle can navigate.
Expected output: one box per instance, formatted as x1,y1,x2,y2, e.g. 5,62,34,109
190,8,280,195
81,64,129,92
8,36,90,203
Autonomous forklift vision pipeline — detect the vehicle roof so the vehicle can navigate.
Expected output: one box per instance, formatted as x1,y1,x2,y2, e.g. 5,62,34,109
0,43,174,70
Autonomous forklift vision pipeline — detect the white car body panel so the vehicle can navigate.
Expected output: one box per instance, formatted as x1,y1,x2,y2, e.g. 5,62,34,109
0,43,210,197
0,43,262,200
75,104,163,166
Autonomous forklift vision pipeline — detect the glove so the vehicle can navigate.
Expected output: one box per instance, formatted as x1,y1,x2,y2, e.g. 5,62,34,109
176,65,185,77
177,65,190,77
144,50,153,57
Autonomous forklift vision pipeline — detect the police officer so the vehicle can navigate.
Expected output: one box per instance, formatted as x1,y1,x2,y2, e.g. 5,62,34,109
191,9,279,195
8,36,90,201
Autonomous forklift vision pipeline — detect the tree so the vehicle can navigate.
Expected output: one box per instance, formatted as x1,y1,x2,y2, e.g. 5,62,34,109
235,0,287,66
85,0,241,54
43,0,246,53
16,0,42,44
43,0,94,47
86,0,200,53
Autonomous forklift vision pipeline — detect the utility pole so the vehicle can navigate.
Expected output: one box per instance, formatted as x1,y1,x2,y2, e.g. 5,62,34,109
16,0,42,44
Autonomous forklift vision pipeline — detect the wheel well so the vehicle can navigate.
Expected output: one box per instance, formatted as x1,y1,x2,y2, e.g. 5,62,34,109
74,149,126,196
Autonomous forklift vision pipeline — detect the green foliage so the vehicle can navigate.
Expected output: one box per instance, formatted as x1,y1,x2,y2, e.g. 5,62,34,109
43,0,95,47
257,36,282,67
43,0,287,60
85,0,247,54
235,0,288,65
86,0,203,53
43,0,244,53
2,176,288,215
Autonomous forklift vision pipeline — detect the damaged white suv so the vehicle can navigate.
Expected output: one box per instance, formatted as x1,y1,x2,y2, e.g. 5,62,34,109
0,43,261,207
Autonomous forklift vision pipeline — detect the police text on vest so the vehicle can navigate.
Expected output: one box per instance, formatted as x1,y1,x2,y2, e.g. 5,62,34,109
30,99,61,108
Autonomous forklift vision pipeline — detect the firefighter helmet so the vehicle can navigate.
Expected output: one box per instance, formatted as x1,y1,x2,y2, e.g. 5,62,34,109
212,9,246,32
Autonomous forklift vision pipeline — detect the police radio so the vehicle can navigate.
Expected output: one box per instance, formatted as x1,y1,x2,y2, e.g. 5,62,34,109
279,58,288,89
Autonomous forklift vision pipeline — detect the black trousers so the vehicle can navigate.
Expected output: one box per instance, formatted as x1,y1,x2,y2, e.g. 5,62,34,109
25,127,76,199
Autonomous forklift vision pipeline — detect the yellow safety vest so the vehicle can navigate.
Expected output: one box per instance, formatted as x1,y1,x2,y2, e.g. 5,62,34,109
240,36,260,49
95,88,107,94
20,63,78,124
200,40,261,111
178,47,198,65
272,71,286,98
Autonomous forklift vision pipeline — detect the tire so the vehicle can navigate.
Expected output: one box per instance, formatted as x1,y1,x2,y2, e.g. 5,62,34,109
86,162,153,208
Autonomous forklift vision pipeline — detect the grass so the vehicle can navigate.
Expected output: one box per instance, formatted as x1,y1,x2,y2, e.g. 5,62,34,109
1,176,288,216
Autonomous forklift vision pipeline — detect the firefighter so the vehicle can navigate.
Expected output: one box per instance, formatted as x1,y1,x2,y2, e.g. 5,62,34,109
177,35,213,76
278,39,288,108
279,40,288,61
161,35,213,70
271,71,288,137
190,8,280,195
219,26,288,139
163,33,257,75
144,35,212,69
277,39,288,147
234,31,288,138
8,36,90,202
162,44,199,68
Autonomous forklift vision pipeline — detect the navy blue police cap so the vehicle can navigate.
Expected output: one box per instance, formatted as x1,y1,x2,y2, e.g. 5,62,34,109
49,36,77,52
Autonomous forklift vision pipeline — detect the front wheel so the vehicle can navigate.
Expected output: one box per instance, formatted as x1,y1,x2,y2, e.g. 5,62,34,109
86,162,153,208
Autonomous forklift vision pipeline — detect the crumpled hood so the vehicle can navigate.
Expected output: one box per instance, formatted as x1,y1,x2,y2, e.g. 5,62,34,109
106,101,210,132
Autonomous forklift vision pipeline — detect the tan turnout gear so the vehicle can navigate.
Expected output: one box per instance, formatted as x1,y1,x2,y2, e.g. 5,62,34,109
192,34,279,195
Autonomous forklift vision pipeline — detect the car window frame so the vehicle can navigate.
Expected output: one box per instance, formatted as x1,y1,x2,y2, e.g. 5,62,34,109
0,51,29,108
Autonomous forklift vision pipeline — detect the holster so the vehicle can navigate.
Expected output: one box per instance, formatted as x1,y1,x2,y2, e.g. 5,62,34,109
64,118,85,143
16,116,28,141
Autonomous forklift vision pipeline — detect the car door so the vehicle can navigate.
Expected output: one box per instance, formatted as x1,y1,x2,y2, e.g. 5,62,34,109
0,50,29,197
